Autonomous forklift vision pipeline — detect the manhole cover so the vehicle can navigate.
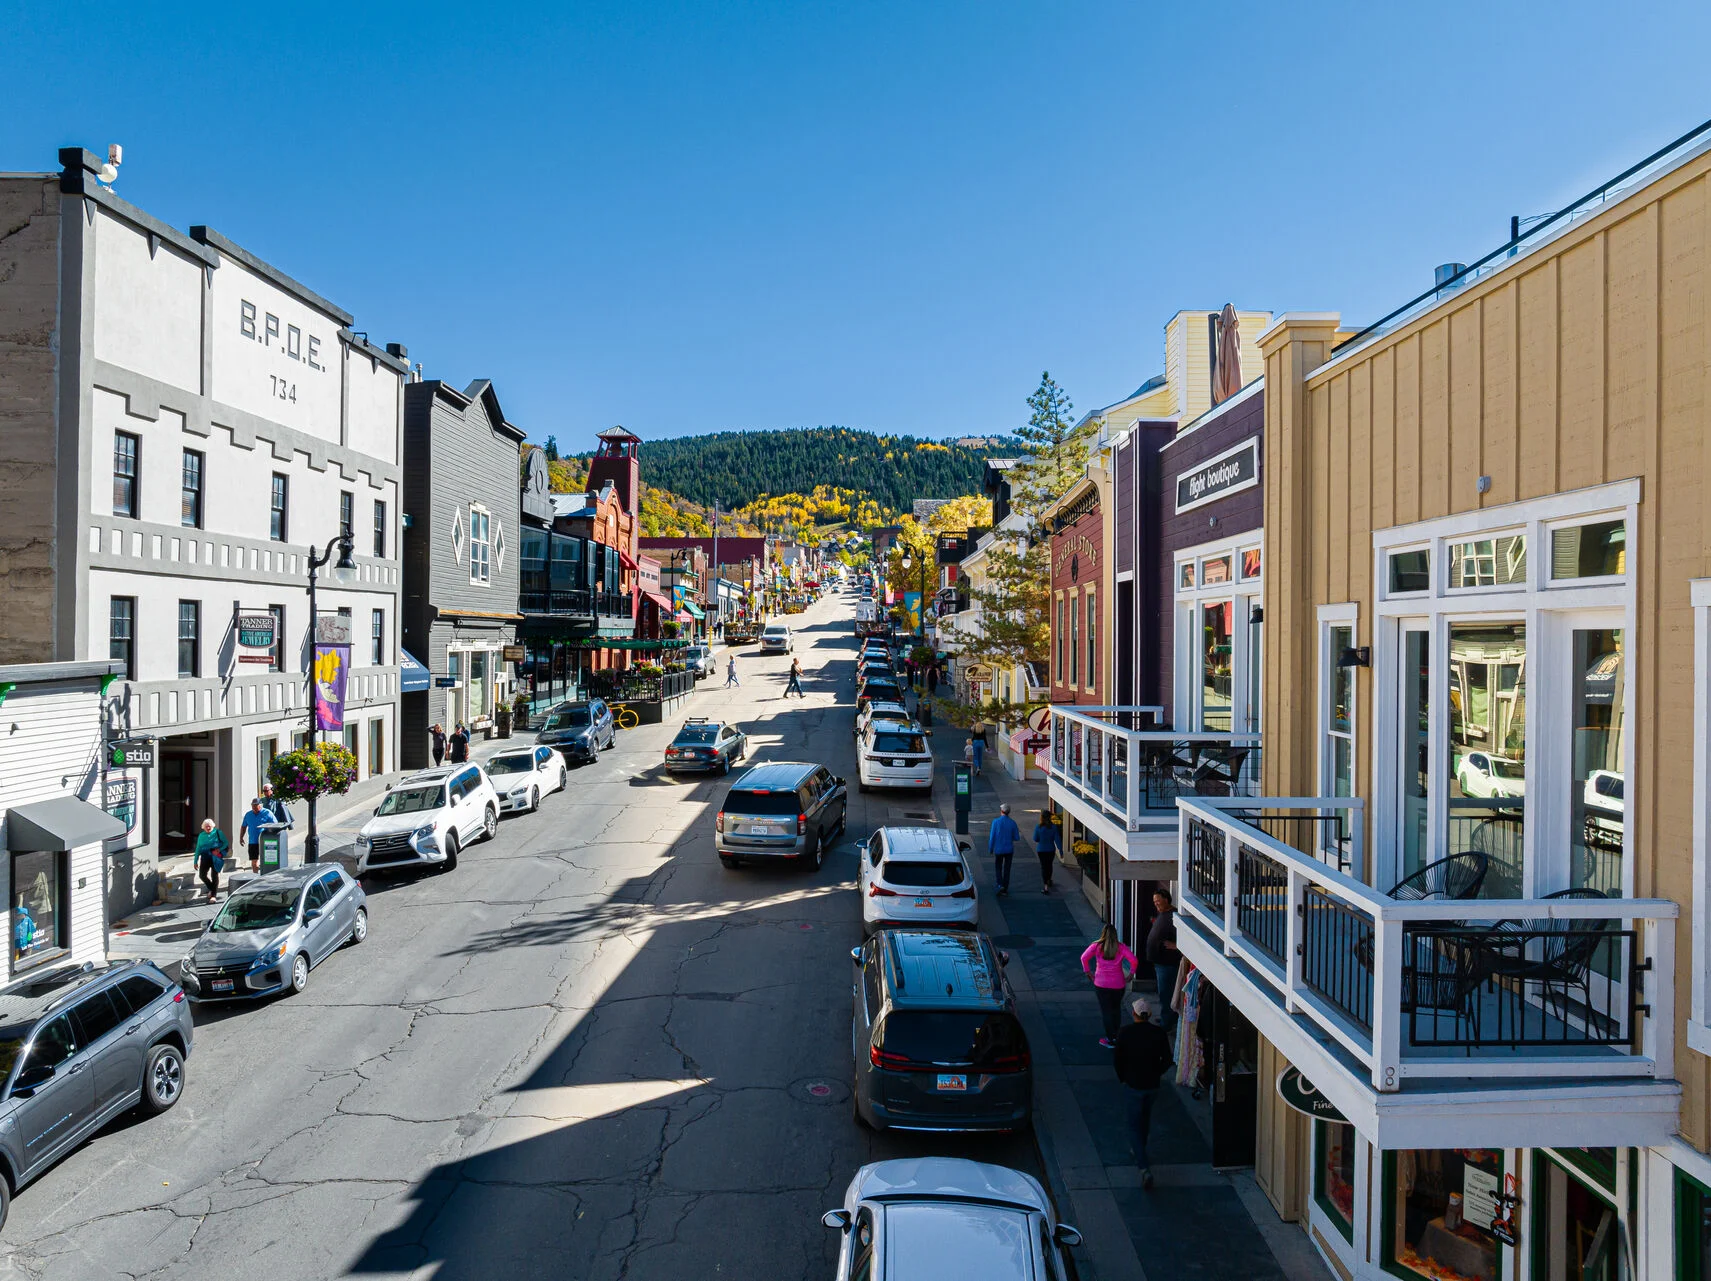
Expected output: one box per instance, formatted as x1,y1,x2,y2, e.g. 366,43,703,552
790,1077,849,1105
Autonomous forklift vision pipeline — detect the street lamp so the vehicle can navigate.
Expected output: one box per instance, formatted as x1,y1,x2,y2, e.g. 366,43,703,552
302,532,358,863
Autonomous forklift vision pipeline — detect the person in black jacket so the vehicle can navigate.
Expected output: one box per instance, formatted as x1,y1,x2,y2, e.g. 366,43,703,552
1113,996,1174,1188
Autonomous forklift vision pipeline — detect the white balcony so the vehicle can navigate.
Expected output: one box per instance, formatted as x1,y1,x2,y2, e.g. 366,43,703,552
1043,705,1261,868
1176,797,1681,1150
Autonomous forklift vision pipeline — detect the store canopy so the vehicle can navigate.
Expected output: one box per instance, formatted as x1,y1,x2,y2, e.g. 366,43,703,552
7,796,126,852
399,649,431,693
681,600,706,619
642,590,674,612
571,638,689,650
675,610,695,624
618,549,638,571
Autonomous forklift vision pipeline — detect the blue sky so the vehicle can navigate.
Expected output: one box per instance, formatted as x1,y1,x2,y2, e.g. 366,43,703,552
7,2,1711,453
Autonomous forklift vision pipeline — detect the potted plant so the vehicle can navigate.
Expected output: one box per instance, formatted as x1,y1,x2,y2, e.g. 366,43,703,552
510,691,531,731
496,702,514,738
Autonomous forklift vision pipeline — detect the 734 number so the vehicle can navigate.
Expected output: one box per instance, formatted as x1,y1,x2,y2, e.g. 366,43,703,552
270,376,297,403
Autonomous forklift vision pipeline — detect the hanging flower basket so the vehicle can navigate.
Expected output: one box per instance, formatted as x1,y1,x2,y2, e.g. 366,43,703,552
267,741,359,803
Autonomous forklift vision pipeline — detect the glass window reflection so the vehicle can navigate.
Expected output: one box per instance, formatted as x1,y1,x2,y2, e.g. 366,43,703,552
1447,623,1527,898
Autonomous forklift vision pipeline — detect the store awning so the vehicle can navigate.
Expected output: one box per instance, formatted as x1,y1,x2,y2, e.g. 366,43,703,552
399,649,431,693
681,600,706,619
618,549,638,571
642,590,674,612
7,797,126,851
572,638,689,651
675,610,695,624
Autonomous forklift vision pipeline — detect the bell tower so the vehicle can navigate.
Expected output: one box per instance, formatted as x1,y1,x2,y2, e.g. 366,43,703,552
587,426,641,517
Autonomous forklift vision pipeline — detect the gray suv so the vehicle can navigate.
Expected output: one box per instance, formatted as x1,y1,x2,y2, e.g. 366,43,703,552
715,761,847,871
0,960,192,1228
851,929,1032,1132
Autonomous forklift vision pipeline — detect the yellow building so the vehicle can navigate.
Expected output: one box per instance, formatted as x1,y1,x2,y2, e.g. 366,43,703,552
1179,122,1711,1279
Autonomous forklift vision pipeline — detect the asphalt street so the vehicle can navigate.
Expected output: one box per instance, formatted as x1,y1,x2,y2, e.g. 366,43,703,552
3,591,1037,1280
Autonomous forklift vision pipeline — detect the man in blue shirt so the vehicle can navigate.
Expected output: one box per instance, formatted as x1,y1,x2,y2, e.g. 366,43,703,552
241,798,274,874
988,802,1020,897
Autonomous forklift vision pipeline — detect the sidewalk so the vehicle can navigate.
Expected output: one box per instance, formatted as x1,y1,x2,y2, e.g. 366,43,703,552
924,720,1329,1281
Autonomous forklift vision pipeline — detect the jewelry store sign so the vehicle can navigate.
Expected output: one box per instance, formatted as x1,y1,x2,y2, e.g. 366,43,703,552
1175,436,1259,514
237,613,278,664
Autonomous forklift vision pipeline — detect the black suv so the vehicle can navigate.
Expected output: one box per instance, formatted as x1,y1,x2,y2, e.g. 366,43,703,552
715,761,848,871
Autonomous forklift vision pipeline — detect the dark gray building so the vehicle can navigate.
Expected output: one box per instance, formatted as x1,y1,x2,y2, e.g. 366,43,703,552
400,378,525,767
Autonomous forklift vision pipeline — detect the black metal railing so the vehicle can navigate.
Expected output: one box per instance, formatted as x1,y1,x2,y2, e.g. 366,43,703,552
1135,742,1262,810
1235,844,1289,966
1232,811,1353,874
1401,922,1638,1052
521,588,594,616
583,669,694,703
1185,816,1226,914
595,589,631,617
1301,886,1375,1034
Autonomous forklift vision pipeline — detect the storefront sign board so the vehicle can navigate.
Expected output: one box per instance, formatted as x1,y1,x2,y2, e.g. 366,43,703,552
1274,1067,1347,1123
108,738,155,769
237,613,277,663
501,644,526,663
103,776,139,837
1175,436,1259,514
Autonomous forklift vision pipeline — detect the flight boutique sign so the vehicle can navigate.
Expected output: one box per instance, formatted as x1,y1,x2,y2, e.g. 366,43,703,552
1175,436,1259,513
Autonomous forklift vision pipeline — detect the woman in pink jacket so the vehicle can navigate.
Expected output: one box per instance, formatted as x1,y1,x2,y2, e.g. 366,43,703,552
1082,924,1140,1048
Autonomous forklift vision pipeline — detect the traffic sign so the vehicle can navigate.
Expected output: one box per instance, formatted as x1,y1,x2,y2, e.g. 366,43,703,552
108,738,155,769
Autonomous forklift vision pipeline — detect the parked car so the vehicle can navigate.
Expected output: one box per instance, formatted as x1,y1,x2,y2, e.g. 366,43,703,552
1583,769,1625,848
858,721,935,794
537,699,616,763
853,699,913,739
486,744,569,814
181,865,367,1001
857,682,907,716
760,623,793,653
684,645,715,679
0,960,193,1229
822,1158,1079,1281
857,827,976,936
850,929,1032,1132
666,717,748,775
1456,750,1526,800
715,761,848,871
355,764,500,873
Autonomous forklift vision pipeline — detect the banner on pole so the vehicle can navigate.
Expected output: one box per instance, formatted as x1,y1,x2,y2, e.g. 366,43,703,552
314,643,350,731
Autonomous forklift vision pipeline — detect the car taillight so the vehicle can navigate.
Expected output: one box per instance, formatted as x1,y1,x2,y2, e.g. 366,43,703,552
868,885,900,897
797,813,807,835
870,1045,917,1071
988,1051,1032,1073
716,812,726,833
949,886,976,899
173,991,186,1003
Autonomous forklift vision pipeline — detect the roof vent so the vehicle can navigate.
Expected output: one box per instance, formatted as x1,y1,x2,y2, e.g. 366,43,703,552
1434,262,1468,297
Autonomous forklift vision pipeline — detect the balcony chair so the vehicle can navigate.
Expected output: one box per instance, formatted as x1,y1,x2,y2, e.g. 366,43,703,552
1352,851,1491,991
1475,888,1615,1039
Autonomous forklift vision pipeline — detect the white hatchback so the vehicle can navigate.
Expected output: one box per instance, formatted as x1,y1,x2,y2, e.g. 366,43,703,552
822,1158,1080,1281
857,826,977,936
857,721,934,793
485,744,569,814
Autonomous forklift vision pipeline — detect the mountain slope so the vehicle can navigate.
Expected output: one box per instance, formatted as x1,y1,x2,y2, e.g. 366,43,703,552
581,427,1007,512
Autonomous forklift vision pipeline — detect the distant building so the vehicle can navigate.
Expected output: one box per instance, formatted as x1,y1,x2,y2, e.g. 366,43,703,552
912,498,952,521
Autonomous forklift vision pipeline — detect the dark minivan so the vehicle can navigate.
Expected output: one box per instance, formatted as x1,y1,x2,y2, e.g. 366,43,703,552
715,761,847,871
851,929,1032,1133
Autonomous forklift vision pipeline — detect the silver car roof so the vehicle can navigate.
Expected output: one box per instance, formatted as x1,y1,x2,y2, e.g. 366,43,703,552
882,1202,1036,1281
874,827,956,858
851,1157,1049,1212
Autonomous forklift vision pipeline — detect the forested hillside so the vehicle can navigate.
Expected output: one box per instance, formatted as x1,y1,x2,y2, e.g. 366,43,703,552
579,427,1007,511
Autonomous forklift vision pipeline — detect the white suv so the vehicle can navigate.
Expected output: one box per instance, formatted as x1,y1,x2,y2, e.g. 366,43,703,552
856,826,977,936
857,720,935,794
760,623,792,653
355,764,500,874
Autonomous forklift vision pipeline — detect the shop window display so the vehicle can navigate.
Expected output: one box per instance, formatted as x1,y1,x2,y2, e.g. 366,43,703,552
12,850,64,966
1316,1120,1355,1242
1387,1148,1502,1281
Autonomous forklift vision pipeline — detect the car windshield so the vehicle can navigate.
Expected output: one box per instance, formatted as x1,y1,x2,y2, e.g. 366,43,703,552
873,731,928,754
375,785,445,815
876,1011,1026,1070
676,726,720,744
863,686,903,702
486,755,534,775
1490,759,1526,780
869,705,909,719
881,859,963,887
726,789,801,816
764,628,787,637
545,708,591,730
210,889,301,933
686,647,707,658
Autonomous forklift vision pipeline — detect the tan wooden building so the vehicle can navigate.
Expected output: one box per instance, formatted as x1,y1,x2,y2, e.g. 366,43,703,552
1170,124,1711,1278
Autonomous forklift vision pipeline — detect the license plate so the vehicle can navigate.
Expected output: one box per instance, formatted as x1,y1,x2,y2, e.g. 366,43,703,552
914,898,934,908
210,979,234,993
889,759,907,768
936,1074,967,1092
744,823,779,835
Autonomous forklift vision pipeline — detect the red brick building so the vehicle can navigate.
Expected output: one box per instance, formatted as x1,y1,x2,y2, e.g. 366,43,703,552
1048,478,1102,706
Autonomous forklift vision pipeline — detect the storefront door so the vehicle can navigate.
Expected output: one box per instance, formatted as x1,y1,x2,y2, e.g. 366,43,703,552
158,753,209,854
1533,1152,1620,1281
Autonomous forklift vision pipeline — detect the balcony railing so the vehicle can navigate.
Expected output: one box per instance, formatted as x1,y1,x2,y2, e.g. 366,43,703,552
519,588,633,618
1178,797,1677,1090
1046,705,1261,832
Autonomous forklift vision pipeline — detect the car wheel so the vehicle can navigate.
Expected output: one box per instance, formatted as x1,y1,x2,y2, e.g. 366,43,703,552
806,829,823,872
442,830,460,872
530,787,540,813
720,756,731,776
719,855,740,870
140,1043,185,1115
483,805,498,842
288,952,310,996
349,907,369,945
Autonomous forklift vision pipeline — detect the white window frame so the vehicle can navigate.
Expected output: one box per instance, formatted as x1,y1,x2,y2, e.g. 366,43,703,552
1545,514,1629,588
1318,603,1358,865
469,504,492,586
1173,531,1263,735
1382,541,1433,600
1689,578,1711,1054
1371,479,1637,894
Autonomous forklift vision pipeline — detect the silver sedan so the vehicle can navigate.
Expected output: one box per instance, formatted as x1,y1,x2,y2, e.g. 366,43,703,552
180,865,367,1002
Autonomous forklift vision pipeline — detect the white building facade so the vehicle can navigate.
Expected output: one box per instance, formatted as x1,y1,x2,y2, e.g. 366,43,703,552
0,149,407,912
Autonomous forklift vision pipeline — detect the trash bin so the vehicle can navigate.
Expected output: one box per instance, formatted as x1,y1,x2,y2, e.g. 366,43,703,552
258,823,292,873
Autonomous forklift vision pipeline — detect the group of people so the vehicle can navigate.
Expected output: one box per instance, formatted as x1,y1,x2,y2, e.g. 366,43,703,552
192,783,296,901
429,722,472,766
721,654,807,697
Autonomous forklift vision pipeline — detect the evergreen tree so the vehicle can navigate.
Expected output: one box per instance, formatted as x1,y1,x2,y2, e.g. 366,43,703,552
544,435,560,462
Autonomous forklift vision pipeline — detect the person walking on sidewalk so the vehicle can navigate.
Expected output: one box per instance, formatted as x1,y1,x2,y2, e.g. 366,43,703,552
1082,923,1140,1049
785,657,804,698
725,657,740,688
988,802,1020,897
1033,810,1061,892
1114,995,1174,1189
241,798,273,874
449,723,470,764
1147,890,1182,1035
430,723,446,767
259,782,294,831
968,724,985,776
194,818,229,901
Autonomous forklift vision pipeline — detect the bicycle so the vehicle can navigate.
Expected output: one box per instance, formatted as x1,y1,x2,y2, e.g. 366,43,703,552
612,704,641,731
